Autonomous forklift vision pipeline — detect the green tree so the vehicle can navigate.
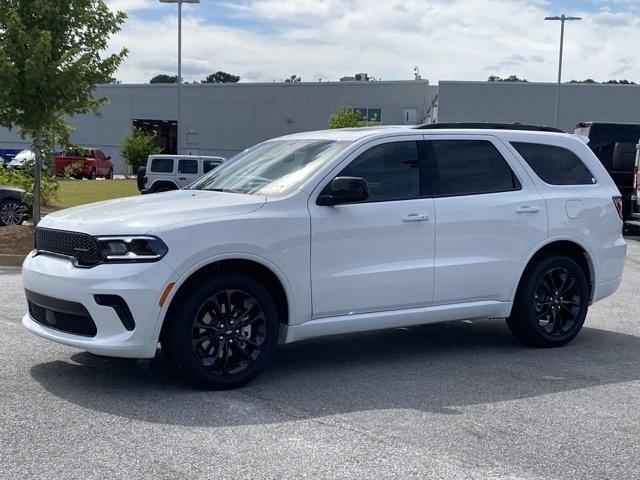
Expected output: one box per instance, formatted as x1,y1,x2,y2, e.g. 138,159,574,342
328,106,376,129
0,0,128,223
488,75,528,82
201,71,241,83
285,74,301,83
150,74,179,84
120,129,162,172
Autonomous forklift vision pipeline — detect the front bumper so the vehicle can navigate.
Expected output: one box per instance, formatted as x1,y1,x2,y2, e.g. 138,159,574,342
22,251,175,358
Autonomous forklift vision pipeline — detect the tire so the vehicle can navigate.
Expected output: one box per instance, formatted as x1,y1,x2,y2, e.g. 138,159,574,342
162,272,280,389
507,254,589,347
0,199,24,226
106,168,113,180
88,168,96,180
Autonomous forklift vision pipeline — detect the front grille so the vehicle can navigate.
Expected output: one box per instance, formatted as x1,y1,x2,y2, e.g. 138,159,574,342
35,227,103,267
28,300,97,337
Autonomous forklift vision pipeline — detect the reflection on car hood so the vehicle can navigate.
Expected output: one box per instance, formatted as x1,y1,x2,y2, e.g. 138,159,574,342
39,189,267,235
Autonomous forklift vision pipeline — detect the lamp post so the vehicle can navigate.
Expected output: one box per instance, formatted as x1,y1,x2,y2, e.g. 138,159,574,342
159,0,200,154
545,15,581,129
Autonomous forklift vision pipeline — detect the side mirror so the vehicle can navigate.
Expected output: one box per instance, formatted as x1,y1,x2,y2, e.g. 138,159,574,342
317,176,369,206
106,156,112,160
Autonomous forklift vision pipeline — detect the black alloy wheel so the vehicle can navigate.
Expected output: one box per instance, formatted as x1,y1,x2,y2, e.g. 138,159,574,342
507,254,589,347
0,199,24,226
163,273,279,389
191,289,268,375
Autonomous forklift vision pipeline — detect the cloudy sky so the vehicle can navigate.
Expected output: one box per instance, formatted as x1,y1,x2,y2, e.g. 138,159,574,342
104,0,640,84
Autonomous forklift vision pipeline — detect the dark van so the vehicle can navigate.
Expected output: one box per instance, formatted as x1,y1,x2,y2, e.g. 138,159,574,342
574,122,640,223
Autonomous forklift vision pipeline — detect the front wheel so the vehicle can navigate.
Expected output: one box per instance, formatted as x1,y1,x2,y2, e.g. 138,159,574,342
0,199,24,226
163,273,279,389
106,168,113,180
507,254,589,347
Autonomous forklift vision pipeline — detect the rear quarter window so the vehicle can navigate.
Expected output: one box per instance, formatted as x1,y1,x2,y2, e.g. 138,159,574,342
150,158,174,173
511,142,596,185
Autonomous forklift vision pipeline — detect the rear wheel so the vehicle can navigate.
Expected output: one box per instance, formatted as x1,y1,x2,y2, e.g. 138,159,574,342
88,168,96,180
163,273,279,389
0,199,24,226
507,254,589,347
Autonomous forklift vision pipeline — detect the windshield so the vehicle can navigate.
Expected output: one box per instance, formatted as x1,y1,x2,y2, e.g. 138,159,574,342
191,139,352,196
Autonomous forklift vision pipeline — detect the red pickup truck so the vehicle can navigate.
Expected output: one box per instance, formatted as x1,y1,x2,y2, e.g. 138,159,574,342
54,148,114,179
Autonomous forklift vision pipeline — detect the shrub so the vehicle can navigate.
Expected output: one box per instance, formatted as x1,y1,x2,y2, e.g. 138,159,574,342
120,128,162,171
328,106,377,129
0,164,60,208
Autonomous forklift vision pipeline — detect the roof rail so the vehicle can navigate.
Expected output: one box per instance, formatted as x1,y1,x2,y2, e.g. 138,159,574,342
414,123,565,133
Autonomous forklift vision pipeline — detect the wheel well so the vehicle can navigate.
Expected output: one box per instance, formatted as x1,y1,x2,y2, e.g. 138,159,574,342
148,180,178,193
521,240,594,298
160,259,289,342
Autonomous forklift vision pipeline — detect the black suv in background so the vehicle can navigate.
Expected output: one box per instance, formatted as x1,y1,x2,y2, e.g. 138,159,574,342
574,122,639,226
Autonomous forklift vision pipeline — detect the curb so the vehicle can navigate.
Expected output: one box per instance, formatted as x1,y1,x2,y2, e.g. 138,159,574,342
0,254,26,268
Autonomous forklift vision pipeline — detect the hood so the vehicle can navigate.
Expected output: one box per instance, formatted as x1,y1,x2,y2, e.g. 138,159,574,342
0,185,25,195
39,189,267,235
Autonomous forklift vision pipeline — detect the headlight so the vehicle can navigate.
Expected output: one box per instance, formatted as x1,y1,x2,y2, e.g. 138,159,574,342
95,235,168,263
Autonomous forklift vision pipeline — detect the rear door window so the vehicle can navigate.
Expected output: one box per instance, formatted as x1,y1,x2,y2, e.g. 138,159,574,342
203,160,222,174
178,159,198,174
511,142,596,185
150,158,174,173
428,140,520,196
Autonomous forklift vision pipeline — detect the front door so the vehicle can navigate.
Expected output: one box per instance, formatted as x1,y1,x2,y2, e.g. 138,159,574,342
309,136,436,319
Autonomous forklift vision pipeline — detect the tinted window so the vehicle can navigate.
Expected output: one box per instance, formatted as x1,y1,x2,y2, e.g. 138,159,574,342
150,158,174,173
337,141,420,202
612,142,637,172
178,159,198,174
203,160,222,174
512,142,595,185
429,140,519,196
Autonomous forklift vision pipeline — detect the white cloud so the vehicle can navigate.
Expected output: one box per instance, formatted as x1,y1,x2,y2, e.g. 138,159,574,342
106,0,156,13
106,0,640,84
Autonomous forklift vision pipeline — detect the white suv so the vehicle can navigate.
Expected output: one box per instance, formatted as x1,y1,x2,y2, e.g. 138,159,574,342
138,154,225,194
22,125,627,389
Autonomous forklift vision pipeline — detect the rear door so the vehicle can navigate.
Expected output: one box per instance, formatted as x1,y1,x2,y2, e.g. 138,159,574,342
176,157,200,187
427,135,547,305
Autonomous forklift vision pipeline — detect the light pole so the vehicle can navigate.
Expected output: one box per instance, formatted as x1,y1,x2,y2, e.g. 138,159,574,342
159,0,200,154
545,15,581,129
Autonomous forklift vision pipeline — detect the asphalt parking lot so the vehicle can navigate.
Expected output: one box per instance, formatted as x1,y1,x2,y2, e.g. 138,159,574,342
1,239,639,480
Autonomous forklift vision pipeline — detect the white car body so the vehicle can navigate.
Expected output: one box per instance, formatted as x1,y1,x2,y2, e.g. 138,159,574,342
22,126,626,359
7,149,35,170
143,154,225,193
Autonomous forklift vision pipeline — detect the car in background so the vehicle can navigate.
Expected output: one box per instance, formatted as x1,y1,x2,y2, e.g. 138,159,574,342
137,154,225,194
574,121,640,224
0,186,26,227
6,150,36,170
0,149,22,168
630,141,640,230
54,148,113,179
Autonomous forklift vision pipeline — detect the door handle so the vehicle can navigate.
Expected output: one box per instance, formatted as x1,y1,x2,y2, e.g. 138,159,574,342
178,177,187,181
402,213,429,223
516,205,540,214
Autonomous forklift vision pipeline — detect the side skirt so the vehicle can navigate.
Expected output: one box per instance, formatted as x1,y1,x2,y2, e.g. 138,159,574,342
279,300,513,344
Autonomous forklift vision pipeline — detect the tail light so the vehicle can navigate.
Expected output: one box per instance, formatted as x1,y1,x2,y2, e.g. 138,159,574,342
613,196,623,220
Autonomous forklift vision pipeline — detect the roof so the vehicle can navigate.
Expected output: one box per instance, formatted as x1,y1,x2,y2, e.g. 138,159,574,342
274,124,572,143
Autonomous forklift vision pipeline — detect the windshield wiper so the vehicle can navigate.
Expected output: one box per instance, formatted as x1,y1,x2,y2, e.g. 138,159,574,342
207,188,245,194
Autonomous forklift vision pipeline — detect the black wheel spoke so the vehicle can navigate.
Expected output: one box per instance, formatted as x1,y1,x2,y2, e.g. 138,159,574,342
533,266,582,337
191,288,267,375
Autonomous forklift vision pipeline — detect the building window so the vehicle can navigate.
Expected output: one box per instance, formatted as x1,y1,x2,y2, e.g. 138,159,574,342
355,108,382,123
